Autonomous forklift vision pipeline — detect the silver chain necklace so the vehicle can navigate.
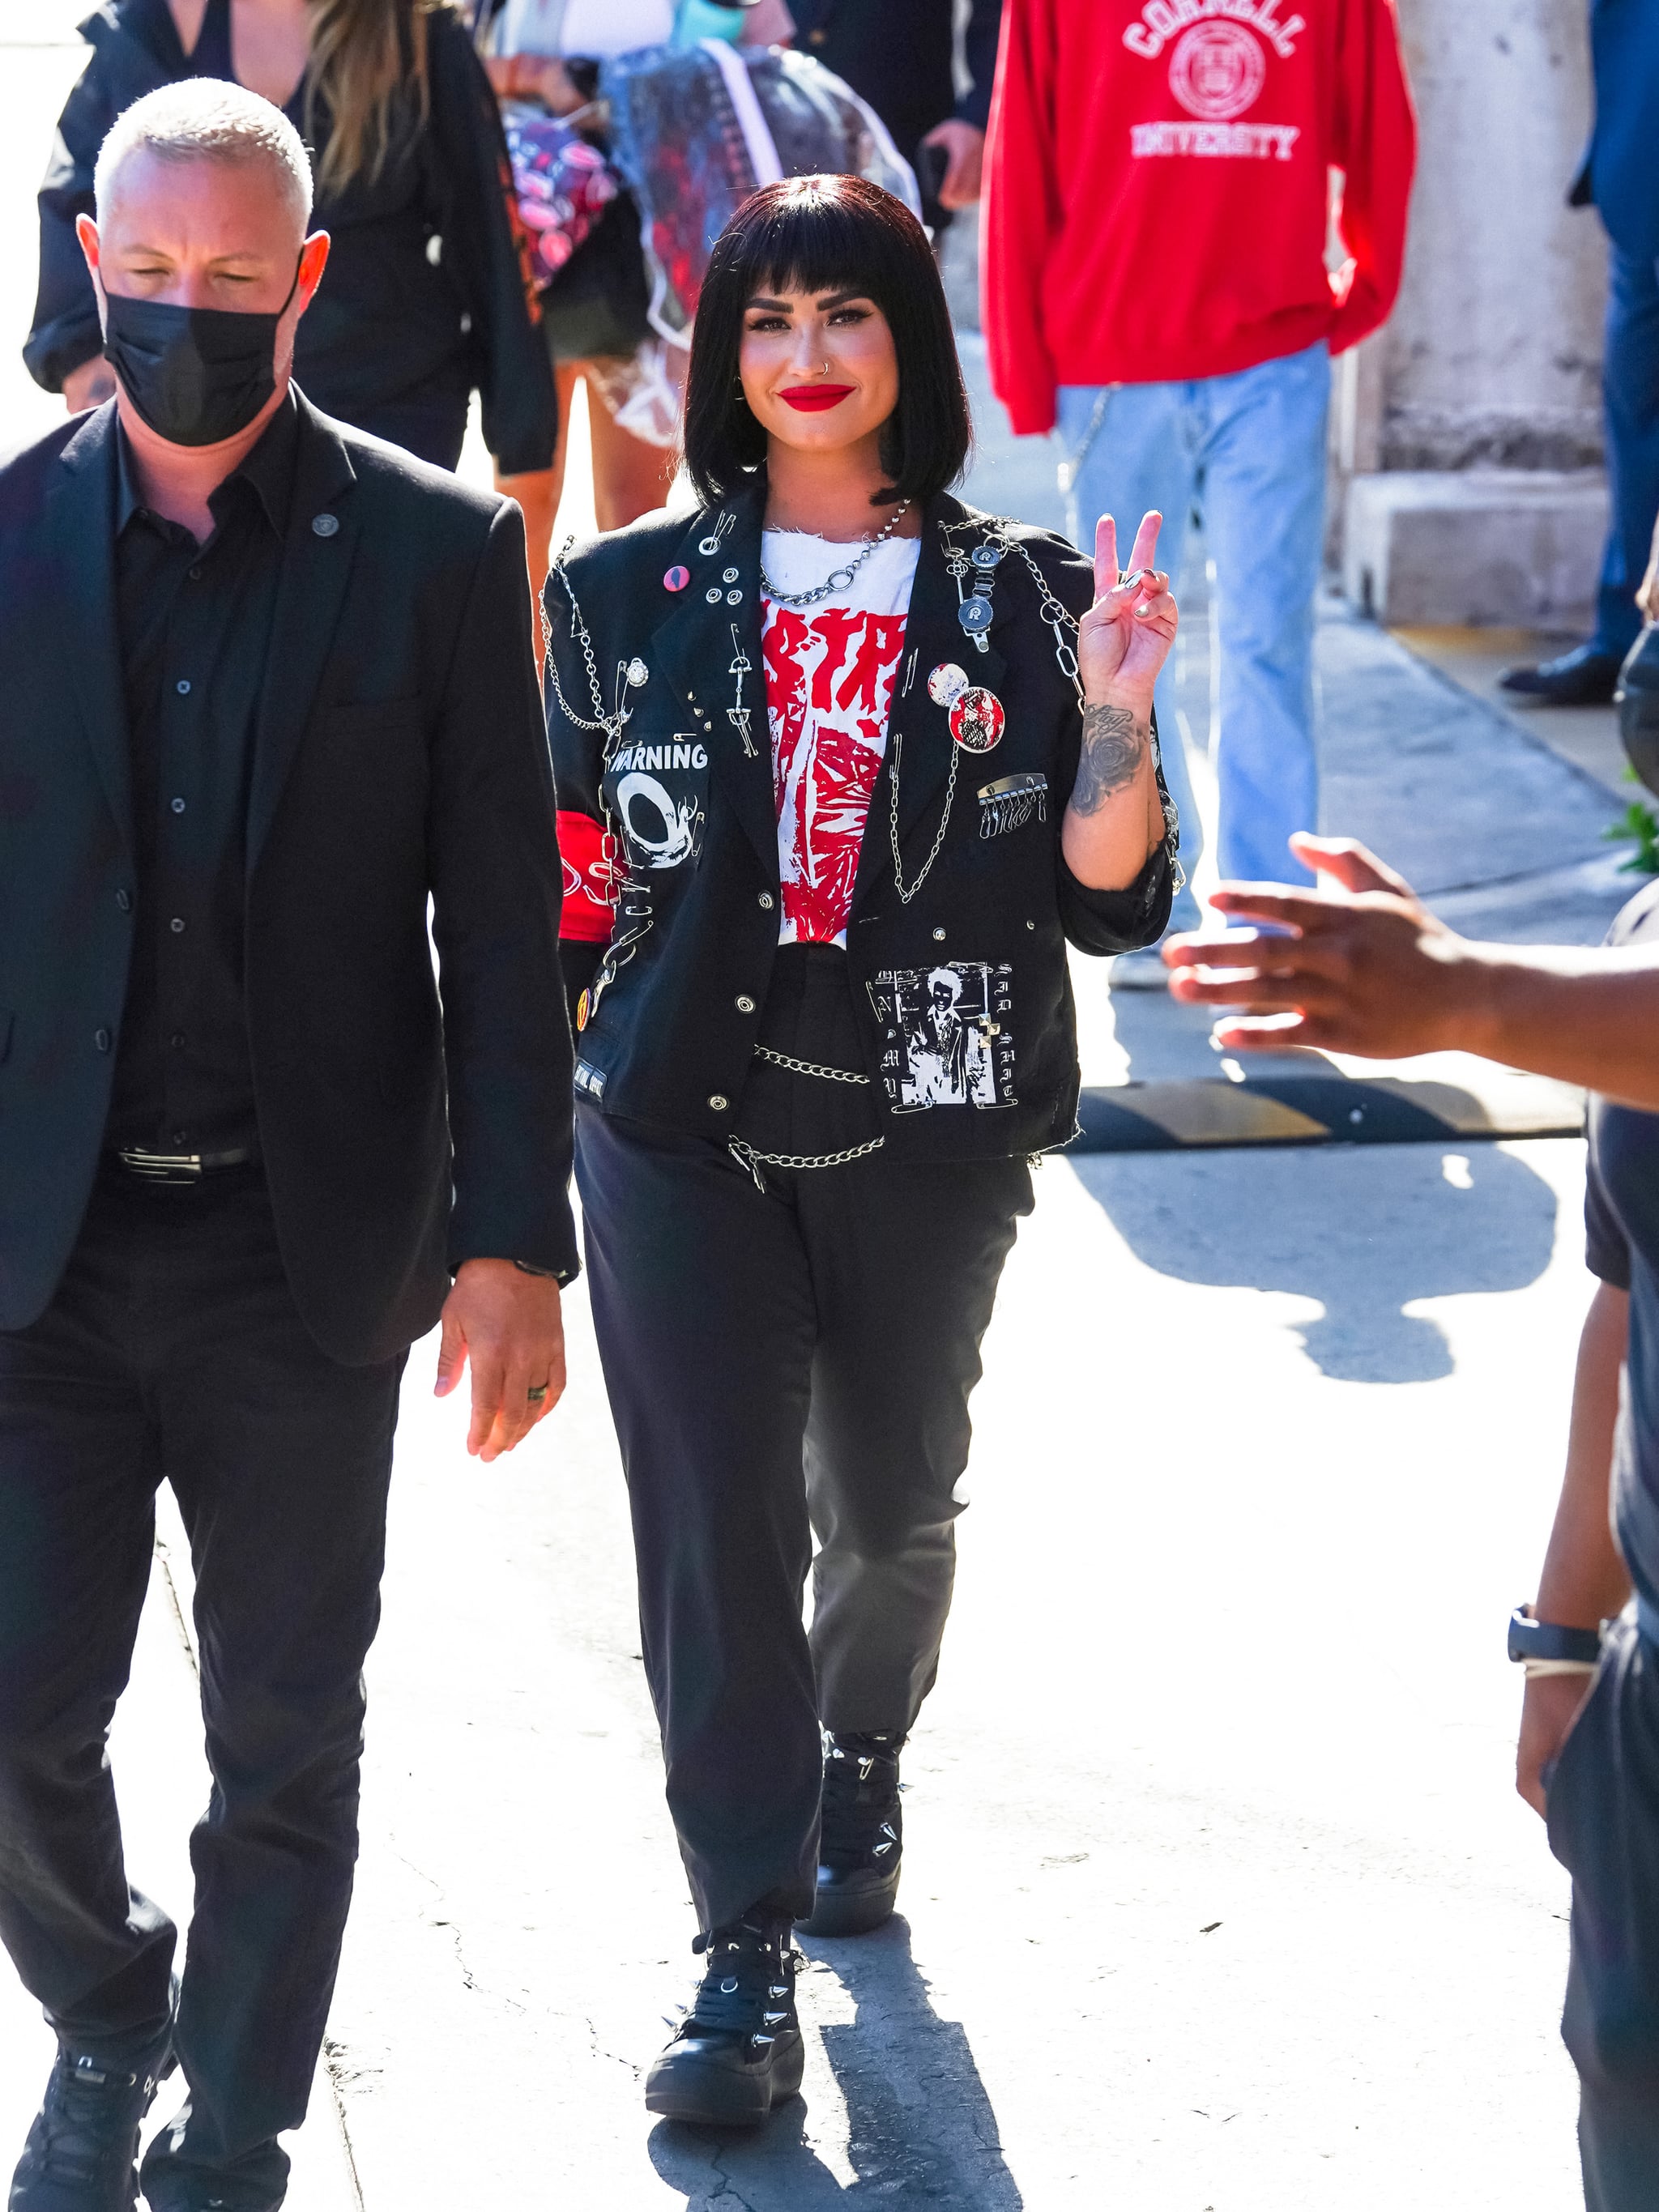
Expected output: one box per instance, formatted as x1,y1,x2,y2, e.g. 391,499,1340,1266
758,500,913,608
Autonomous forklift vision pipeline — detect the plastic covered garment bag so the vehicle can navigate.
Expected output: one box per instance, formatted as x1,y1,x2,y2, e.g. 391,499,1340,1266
599,40,922,352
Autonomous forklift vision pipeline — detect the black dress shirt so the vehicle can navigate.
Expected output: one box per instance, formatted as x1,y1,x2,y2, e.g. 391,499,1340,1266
105,396,297,1158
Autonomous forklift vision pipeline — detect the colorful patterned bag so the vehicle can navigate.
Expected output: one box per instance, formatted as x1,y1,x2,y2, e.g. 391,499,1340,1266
500,109,621,290
600,40,921,349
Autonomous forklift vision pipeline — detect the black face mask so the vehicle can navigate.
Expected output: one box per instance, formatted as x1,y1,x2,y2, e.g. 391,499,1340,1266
101,257,301,448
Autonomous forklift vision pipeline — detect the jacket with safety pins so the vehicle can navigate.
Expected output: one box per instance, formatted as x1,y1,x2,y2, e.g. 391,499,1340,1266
545,484,1176,1163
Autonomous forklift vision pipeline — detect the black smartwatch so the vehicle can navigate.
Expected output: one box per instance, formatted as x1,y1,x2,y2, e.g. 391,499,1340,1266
1508,1605,1603,1666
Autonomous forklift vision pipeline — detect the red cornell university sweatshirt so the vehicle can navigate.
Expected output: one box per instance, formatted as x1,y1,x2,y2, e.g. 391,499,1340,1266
983,0,1417,433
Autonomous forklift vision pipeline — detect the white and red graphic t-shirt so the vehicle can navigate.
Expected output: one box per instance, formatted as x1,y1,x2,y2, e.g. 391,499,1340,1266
761,530,921,948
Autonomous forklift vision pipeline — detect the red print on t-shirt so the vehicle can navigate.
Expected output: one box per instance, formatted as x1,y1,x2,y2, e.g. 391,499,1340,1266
763,601,908,943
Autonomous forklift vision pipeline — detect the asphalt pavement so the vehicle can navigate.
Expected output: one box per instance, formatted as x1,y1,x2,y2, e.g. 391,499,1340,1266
0,19,1636,2207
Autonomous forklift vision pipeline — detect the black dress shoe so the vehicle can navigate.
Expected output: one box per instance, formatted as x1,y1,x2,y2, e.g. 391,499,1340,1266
800,1731,903,1937
1499,642,1623,705
645,1918,804,2126
10,2038,170,2212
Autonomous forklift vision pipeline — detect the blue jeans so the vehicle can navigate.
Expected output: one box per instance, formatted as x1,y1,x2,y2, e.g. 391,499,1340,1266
1596,245,1659,658
1058,339,1330,903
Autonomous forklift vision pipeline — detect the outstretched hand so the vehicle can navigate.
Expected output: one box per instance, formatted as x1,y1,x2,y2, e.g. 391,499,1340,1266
1161,833,1468,1057
1077,511,1178,710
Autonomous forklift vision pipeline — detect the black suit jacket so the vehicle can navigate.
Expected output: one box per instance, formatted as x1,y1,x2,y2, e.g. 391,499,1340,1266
0,391,577,1362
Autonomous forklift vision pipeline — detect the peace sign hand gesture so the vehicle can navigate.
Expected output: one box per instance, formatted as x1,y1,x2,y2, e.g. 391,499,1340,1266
1077,511,1179,711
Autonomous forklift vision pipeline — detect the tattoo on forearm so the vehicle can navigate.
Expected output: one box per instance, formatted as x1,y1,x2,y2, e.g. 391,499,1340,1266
1071,703,1149,816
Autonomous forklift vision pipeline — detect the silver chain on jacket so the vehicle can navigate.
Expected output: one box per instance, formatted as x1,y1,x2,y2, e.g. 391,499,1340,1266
757,501,913,608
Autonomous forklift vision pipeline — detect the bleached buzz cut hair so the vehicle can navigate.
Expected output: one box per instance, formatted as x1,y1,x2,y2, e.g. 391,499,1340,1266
95,79,313,228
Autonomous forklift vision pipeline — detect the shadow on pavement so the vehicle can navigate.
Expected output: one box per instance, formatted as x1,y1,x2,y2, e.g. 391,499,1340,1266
1072,1140,1561,1383
647,1916,1021,2208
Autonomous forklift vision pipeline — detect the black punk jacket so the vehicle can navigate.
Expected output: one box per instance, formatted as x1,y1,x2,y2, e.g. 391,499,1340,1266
546,485,1177,1163
0,390,577,1359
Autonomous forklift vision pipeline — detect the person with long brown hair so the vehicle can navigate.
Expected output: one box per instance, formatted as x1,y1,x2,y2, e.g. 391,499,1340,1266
28,0,560,582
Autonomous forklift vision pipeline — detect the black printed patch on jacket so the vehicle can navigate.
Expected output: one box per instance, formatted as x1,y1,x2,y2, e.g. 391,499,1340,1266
867,961,1017,1113
602,736,710,871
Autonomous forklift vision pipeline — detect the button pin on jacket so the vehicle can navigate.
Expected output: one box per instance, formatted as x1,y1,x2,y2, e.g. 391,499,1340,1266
706,588,723,604
949,687,1005,753
311,513,339,539
663,565,690,592
928,662,970,708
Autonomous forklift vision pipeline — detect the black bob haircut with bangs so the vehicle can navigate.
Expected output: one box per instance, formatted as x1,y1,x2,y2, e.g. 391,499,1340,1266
682,173,972,510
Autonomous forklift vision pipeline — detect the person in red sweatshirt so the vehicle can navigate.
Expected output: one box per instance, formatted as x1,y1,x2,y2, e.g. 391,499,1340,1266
983,0,1414,976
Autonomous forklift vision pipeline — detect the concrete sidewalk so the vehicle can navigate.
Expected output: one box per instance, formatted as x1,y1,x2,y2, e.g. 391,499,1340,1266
0,44,1623,2202
1,408,1604,2212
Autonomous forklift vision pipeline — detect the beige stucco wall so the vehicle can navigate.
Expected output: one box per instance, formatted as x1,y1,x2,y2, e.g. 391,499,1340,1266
1349,0,1606,474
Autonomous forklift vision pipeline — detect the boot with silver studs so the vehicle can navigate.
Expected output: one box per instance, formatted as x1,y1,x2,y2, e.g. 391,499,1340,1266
800,1731,904,1937
644,1917,804,2126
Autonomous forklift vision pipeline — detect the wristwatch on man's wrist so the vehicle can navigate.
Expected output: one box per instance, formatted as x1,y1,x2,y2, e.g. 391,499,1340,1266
1507,1605,1603,1666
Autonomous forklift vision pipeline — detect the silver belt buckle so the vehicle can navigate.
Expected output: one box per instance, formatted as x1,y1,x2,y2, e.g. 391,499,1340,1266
116,1148,207,1183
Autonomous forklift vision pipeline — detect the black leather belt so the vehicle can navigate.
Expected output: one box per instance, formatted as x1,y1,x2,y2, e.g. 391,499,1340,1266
112,1145,257,1185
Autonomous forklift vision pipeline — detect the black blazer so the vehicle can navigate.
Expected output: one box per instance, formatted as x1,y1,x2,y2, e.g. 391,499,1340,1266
25,0,557,475
0,391,577,1360
547,486,1174,1164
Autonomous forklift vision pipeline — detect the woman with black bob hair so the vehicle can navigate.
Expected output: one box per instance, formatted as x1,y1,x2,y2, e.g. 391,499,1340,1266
546,173,1180,2128
681,165,973,509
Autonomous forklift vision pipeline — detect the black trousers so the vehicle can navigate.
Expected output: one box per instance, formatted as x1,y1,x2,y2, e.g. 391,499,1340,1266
1549,1608,1659,2209
575,1096,1032,1935
0,1164,404,2205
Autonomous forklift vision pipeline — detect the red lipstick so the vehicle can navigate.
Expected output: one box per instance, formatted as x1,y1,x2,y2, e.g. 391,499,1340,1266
780,384,855,412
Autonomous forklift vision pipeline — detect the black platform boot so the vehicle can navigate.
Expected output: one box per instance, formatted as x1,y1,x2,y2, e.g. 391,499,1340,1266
10,2033,172,2212
645,1918,804,2127
800,1732,903,1937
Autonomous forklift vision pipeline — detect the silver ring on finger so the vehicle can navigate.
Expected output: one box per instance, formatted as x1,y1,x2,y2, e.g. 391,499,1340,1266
526,1382,549,1404
1118,568,1151,589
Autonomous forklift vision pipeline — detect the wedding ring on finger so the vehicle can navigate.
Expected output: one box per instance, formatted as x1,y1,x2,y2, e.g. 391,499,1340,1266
526,1382,549,1405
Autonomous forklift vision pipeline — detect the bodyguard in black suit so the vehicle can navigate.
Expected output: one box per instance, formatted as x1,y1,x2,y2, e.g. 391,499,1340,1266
0,78,574,2212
